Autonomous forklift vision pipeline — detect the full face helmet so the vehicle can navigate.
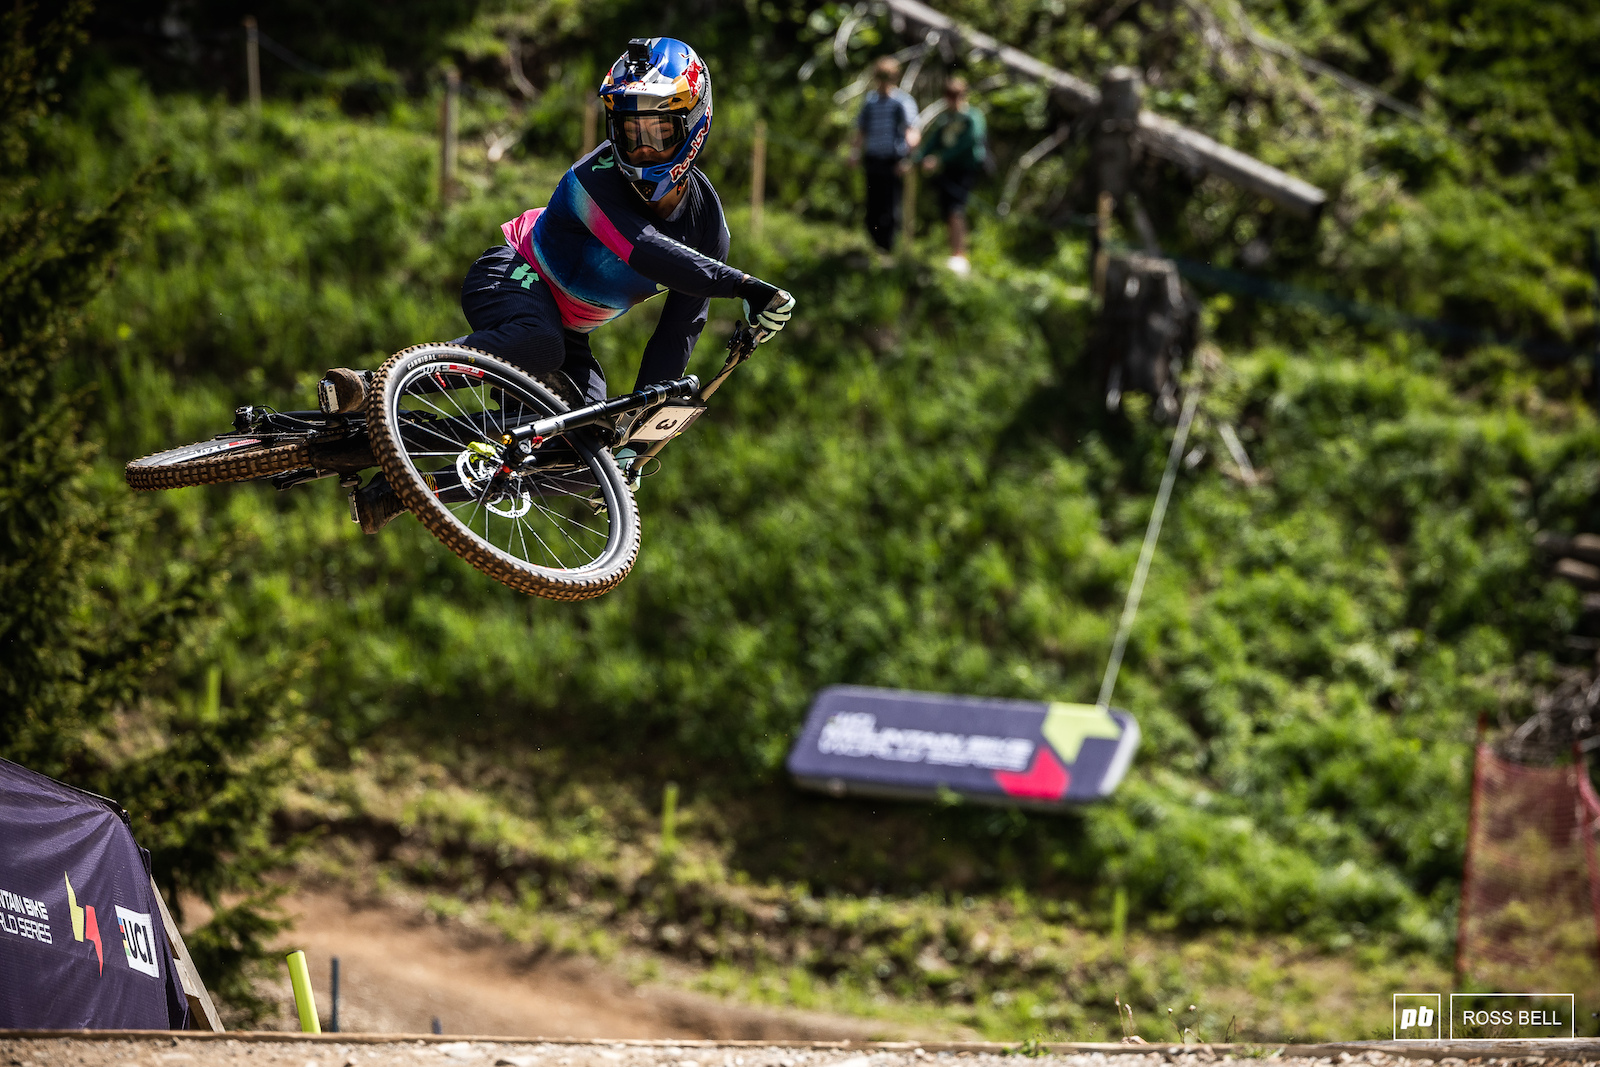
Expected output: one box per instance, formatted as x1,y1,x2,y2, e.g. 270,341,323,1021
599,37,713,203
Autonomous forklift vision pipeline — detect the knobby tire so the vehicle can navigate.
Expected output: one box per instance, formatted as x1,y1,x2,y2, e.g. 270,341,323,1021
125,438,313,491
366,343,641,602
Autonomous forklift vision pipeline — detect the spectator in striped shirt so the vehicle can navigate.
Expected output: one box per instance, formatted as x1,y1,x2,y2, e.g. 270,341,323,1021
848,56,921,253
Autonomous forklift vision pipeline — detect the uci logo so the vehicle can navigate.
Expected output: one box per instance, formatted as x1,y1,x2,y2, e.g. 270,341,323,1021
114,906,160,978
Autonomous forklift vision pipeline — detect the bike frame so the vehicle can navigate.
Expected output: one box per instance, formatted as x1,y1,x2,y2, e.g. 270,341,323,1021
499,322,760,478
231,323,762,491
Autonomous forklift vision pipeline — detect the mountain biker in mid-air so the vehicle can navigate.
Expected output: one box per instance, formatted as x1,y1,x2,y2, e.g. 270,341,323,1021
320,37,797,533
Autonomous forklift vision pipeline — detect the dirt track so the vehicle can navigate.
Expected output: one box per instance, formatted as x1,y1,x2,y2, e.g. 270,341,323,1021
258,892,891,1041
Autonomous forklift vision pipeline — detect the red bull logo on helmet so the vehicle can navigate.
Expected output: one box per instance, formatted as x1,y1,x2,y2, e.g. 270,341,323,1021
669,123,709,183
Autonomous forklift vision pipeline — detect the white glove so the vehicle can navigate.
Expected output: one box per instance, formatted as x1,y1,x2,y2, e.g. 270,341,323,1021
741,288,795,343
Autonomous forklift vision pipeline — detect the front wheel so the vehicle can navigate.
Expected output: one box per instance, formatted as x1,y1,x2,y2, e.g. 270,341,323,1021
366,344,640,601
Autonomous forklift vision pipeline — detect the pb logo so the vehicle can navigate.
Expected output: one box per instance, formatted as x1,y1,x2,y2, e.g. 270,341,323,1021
1394,993,1441,1039
114,906,160,978
1399,1006,1434,1029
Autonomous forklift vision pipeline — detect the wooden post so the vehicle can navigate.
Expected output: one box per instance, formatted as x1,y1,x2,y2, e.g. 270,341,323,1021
439,68,460,202
1093,67,1141,302
243,17,261,112
901,161,917,246
150,875,224,1031
750,120,767,240
1095,66,1142,202
581,95,599,157
1093,190,1113,301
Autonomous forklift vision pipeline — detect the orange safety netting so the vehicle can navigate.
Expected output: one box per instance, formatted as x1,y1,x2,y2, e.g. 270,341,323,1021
1456,745,1600,997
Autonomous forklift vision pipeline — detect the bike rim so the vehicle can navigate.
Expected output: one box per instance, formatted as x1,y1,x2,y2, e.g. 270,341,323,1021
389,360,625,576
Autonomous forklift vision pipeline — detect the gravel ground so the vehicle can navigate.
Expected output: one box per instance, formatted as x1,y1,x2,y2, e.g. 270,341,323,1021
5,1039,1599,1067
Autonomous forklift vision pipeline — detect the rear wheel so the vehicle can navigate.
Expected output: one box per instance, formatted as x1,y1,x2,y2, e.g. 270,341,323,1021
125,437,313,491
366,344,640,602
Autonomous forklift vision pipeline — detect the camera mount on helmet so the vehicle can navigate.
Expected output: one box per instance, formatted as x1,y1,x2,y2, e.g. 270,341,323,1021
626,39,652,72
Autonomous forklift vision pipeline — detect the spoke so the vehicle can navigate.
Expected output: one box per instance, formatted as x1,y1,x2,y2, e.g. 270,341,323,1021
437,375,488,428
402,399,484,451
525,473,602,503
451,494,487,536
531,494,610,548
499,500,520,556
527,524,565,568
528,495,607,562
514,512,533,563
405,380,499,441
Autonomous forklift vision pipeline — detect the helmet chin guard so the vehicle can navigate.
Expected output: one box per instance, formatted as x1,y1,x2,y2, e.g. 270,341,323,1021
599,37,712,203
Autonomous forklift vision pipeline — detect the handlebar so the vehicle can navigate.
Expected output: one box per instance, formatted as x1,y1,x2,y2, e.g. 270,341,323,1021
509,375,700,444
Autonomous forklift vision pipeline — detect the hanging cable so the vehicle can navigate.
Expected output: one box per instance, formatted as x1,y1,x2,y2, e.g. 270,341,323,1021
1096,390,1199,709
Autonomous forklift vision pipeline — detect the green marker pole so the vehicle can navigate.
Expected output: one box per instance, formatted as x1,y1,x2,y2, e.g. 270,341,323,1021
286,950,321,1033
1110,886,1128,957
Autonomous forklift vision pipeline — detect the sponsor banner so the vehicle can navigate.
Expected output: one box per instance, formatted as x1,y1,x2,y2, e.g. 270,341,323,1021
0,757,189,1029
787,685,1139,806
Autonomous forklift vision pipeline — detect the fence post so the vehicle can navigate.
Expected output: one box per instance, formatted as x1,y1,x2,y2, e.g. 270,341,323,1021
439,68,460,203
750,120,767,240
1092,66,1142,304
581,95,599,157
243,17,261,112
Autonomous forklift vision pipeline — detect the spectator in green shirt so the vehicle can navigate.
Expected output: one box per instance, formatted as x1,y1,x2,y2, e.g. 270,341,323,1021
915,77,987,276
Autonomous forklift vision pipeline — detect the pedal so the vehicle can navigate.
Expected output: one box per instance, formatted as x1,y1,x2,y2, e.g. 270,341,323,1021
347,488,361,524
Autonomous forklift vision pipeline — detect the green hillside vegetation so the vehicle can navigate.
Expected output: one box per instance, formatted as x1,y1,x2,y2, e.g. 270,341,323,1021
11,0,1600,1038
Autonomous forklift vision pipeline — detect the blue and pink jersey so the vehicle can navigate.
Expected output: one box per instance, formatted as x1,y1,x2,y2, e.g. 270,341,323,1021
500,144,742,383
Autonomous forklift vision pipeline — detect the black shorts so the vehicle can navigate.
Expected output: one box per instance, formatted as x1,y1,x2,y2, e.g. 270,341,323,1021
459,245,606,403
932,166,980,217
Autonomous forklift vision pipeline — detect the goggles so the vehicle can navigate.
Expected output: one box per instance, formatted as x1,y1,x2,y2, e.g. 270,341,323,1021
611,112,687,167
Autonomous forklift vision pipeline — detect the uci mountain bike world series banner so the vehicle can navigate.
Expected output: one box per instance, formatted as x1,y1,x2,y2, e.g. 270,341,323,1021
787,686,1139,806
0,758,189,1030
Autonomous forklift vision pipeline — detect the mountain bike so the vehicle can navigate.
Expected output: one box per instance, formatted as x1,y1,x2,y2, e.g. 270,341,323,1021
126,324,761,601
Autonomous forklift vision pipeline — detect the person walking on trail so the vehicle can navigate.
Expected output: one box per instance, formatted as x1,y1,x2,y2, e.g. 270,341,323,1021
915,77,987,276
319,37,796,534
849,56,921,254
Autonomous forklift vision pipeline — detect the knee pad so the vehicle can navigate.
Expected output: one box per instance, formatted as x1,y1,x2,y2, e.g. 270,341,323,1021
496,324,567,375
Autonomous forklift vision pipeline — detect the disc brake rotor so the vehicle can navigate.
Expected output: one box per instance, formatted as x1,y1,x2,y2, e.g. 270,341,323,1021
456,441,533,519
